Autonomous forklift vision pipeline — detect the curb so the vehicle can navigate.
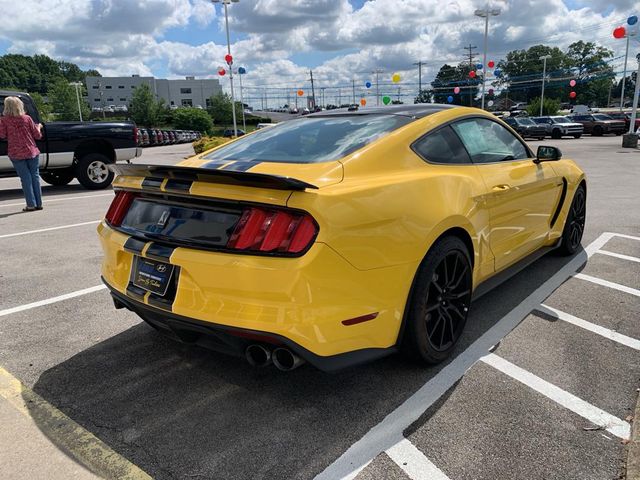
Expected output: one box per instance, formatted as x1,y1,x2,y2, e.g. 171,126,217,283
626,389,640,480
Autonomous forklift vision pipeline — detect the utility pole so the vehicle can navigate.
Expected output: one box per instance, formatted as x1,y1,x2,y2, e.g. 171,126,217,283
309,70,316,109
372,69,383,106
397,87,401,103
352,79,356,105
463,44,478,106
338,88,342,107
321,87,326,108
539,55,551,116
413,61,424,97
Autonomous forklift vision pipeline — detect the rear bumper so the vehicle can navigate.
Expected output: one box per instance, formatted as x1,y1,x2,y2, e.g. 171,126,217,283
98,222,415,364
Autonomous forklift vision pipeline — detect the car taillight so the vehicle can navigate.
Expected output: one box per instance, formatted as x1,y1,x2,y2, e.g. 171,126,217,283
227,207,318,254
105,191,138,227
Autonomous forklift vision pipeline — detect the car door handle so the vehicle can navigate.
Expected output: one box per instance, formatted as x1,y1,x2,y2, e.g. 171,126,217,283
492,184,511,192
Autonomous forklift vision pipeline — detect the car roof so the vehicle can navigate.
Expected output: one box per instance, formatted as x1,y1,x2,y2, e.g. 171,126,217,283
308,103,456,119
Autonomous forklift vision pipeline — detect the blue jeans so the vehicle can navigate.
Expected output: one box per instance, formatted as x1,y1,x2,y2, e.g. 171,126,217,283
11,156,42,208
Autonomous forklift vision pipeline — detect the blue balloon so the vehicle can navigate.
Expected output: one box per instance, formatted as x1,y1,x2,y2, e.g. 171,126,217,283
447,95,454,103
628,15,638,25
494,68,502,77
365,81,372,88
238,67,246,74
476,63,483,70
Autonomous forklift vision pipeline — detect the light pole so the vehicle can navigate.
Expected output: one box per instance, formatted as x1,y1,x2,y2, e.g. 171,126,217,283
628,54,640,134
237,66,246,130
212,0,239,136
475,6,500,110
70,82,83,122
539,55,552,116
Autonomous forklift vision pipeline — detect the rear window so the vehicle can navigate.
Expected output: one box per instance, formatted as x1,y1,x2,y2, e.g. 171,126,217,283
203,115,412,164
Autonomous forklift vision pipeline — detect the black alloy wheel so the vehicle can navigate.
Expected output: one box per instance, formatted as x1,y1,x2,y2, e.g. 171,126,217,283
557,185,586,256
402,236,473,364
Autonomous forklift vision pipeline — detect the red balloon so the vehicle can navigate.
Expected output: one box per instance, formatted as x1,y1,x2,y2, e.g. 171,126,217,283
469,70,476,78
569,91,577,99
488,88,494,95
569,79,576,87
218,68,226,76
613,26,626,39
488,60,495,68
225,54,233,64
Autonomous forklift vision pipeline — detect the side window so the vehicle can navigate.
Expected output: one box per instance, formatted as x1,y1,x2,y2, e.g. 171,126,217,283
412,126,472,165
451,118,529,163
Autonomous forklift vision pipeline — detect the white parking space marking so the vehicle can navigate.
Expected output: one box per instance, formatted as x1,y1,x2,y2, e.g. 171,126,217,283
538,304,640,351
0,193,113,209
575,273,640,297
0,285,106,318
0,220,100,239
596,250,640,264
386,438,451,480
480,353,631,439
609,233,640,242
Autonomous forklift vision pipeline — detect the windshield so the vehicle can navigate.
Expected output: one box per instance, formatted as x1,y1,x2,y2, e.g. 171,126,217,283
517,118,535,125
551,117,572,123
203,115,411,164
593,114,612,121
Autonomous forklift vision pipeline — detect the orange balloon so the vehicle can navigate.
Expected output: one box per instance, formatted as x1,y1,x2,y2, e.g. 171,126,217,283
360,98,367,106
297,90,304,96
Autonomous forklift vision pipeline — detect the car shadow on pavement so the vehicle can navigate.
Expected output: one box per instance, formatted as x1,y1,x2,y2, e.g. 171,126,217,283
27,250,585,480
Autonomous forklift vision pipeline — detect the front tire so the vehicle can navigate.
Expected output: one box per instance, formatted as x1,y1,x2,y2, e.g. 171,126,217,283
573,134,582,139
551,129,562,139
41,168,75,186
401,236,473,364
557,185,586,256
593,126,603,136
75,153,114,190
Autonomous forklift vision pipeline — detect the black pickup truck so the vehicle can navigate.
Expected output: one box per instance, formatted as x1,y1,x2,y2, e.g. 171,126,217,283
0,90,141,189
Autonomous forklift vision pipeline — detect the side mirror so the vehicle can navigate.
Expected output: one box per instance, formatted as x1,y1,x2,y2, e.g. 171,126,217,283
534,145,562,163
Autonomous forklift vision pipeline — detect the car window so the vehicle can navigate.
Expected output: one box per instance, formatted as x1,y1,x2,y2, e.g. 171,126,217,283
203,114,412,164
518,118,535,125
593,114,612,121
412,126,472,165
532,117,548,124
552,116,572,123
451,117,529,163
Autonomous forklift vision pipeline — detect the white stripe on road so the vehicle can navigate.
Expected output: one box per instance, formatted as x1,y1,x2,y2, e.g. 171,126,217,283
386,438,451,480
584,232,616,256
538,304,640,351
0,285,106,318
481,353,630,439
596,250,640,264
314,240,594,480
0,220,100,239
0,193,113,209
610,233,640,242
575,273,640,297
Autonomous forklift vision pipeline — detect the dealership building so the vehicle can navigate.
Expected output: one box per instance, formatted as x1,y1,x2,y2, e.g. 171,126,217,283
85,75,223,108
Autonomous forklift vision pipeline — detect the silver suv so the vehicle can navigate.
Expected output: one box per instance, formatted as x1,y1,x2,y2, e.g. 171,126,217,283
532,116,584,139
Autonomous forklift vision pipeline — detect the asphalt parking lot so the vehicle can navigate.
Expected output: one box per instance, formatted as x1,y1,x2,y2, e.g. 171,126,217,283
0,136,639,480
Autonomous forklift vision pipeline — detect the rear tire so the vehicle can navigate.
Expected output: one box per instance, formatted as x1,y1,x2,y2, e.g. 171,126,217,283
593,126,603,136
538,137,545,141
41,169,75,186
401,236,473,364
573,134,582,139
75,153,114,190
551,129,562,139
557,185,586,256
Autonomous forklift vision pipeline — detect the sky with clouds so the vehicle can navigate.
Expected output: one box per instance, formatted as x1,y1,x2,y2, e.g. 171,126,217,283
1,0,638,106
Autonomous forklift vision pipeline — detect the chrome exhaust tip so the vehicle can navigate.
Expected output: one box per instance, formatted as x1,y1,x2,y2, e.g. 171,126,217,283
245,344,272,367
272,348,305,371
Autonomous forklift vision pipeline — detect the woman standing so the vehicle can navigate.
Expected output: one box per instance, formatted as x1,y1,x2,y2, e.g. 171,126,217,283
0,96,44,211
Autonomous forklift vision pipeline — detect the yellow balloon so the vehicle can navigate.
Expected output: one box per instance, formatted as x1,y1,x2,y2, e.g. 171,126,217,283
392,73,401,83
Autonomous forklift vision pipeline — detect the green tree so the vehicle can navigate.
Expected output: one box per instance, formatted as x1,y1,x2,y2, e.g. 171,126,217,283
565,41,614,107
431,63,480,106
207,92,243,125
172,108,213,133
526,97,560,116
29,92,52,121
48,78,89,121
129,84,163,126
414,89,433,104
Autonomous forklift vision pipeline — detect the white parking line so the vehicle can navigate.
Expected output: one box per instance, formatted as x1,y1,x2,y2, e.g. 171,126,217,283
0,285,106,317
596,250,640,264
538,304,640,351
610,233,640,242
480,353,630,439
386,438,451,480
0,193,113,209
575,273,640,297
0,220,100,239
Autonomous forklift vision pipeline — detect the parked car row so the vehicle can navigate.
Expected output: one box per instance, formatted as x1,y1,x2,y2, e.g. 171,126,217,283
502,113,629,139
137,129,202,147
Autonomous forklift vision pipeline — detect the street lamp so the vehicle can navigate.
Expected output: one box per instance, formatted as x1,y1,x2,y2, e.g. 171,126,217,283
628,53,640,135
539,55,552,116
475,6,500,109
212,0,239,136
69,82,83,122
237,66,246,131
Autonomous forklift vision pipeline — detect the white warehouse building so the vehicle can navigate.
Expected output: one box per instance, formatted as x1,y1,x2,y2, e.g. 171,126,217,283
85,75,223,109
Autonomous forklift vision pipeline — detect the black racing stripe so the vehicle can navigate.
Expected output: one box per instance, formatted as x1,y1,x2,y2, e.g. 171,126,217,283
147,294,174,312
126,284,147,302
124,237,147,255
221,161,260,172
142,177,164,189
145,243,176,262
164,178,193,192
202,160,232,170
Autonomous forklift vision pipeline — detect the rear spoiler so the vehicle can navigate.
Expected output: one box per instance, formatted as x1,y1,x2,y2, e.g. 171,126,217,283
109,164,318,191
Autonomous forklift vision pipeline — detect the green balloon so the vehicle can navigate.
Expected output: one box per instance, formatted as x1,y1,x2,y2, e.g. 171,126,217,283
382,96,391,105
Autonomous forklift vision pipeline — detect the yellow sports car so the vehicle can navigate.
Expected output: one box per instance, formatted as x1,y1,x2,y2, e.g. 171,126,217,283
98,105,586,372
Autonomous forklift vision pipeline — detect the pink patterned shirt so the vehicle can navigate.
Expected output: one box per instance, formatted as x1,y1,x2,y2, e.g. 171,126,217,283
0,114,42,160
